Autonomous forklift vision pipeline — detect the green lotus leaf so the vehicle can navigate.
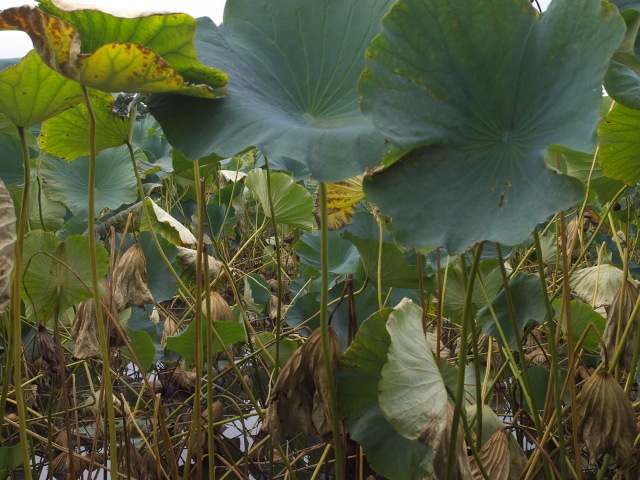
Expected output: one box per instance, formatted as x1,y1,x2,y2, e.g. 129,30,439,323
40,146,140,222
554,299,606,353
294,230,360,276
548,145,625,205
379,299,447,447
21,230,110,321
0,50,83,127
0,132,36,188
598,103,640,184
147,0,394,182
123,330,156,372
139,198,197,247
40,90,130,161
256,332,297,370
245,169,314,231
336,308,434,480
243,273,271,315
0,114,38,150
569,263,624,308
165,319,245,366
136,231,181,303
0,5,226,98
342,231,435,290
359,0,624,253
11,179,66,232
477,273,547,349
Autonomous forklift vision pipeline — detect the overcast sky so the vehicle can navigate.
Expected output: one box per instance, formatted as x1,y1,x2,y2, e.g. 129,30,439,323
0,0,552,59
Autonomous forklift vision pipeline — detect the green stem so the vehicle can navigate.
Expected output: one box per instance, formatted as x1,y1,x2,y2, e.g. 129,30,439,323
81,86,117,466
532,228,567,478
318,182,343,480
13,126,32,480
264,157,283,380
496,243,552,480
445,245,482,480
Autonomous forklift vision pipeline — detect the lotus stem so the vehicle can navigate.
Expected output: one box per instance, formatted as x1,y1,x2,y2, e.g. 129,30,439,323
263,157,283,380
81,85,118,467
445,244,483,480
532,228,567,478
559,212,582,480
13,126,32,480
318,182,343,480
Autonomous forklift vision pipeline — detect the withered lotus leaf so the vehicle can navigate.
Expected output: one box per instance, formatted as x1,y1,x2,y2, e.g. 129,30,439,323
469,428,510,480
115,244,154,311
211,399,225,424
601,280,639,369
176,246,224,282
71,278,123,360
558,216,591,261
172,359,198,391
117,439,143,479
426,402,472,480
161,317,177,347
577,371,637,470
0,178,16,315
261,326,341,443
202,291,233,322
36,323,60,374
140,450,160,480
52,431,101,480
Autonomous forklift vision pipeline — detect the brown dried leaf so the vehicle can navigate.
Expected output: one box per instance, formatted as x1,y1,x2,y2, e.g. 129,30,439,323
117,440,143,479
36,323,60,374
558,216,591,260
172,359,198,391
114,244,153,311
161,317,177,347
0,178,16,315
211,399,224,423
202,291,233,322
140,450,160,480
427,402,472,480
260,326,341,443
601,280,639,369
578,371,637,470
176,246,224,282
71,277,123,360
470,428,510,480
524,348,549,368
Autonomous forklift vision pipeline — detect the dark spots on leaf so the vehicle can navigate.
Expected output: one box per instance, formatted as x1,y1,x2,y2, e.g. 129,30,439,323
385,215,393,223
498,181,511,209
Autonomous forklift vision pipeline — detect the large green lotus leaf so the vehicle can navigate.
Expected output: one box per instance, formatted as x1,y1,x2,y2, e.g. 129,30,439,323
336,308,434,480
0,114,38,150
137,231,181,303
244,169,314,230
379,299,447,447
11,179,66,232
40,90,129,161
442,258,504,325
0,6,226,98
554,299,606,354
598,103,640,184
147,0,394,183
122,330,156,371
40,146,139,222
359,0,623,253
0,132,36,187
604,8,640,109
243,273,271,315
294,230,360,276
256,332,298,370
0,50,83,127
548,145,625,205
132,116,171,161
21,231,109,321
342,231,435,291
477,273,547,350
165,319,245,366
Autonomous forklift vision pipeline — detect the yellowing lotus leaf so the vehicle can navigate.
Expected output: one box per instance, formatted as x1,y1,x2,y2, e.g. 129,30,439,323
0,5,227,98
313,175,365,230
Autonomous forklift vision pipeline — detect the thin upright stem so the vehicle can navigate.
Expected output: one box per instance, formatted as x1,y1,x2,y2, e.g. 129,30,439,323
445,244,483,480
319,182,343,480
14,126,32,480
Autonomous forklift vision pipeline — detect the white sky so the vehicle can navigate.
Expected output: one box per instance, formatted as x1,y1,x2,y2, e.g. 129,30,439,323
0,0,552,59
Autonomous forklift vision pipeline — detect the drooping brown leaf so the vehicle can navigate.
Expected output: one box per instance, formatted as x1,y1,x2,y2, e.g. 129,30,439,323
172,359,198,391
202,291,233,322
601,279,639,369
558,215,592,260
313,176,365,230
0,178,16,315
161,317,177,347
211,399,224,423
578,371,637,470
140,450,160,480
176,246,224,282
114,244,153,311
427,402,473,480
260,326,341,443
71,277,122,360
524,348,549,368
36,323,60,374
117,440,143,479
470,428,510,480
